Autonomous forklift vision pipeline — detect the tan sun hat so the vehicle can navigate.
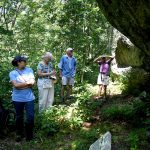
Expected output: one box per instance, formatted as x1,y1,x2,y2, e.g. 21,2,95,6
99,54,113,59
94,54,113,62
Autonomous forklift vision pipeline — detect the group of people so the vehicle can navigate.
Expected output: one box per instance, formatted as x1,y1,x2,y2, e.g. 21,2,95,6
9,47,113,142
9,48,76,142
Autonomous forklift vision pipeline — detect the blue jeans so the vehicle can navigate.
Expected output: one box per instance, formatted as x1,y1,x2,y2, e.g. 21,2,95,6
13,100,34,137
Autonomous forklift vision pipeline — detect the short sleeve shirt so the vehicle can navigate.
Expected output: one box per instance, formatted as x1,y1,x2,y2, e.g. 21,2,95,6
9,67,35,102
37,61,53,78
58,55,76,78
99,61,111,75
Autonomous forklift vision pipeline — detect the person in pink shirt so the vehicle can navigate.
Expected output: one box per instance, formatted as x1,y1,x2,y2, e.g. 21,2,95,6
94,55,114,99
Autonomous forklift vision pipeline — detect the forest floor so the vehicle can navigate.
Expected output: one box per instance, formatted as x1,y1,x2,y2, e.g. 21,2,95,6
0,82,150,150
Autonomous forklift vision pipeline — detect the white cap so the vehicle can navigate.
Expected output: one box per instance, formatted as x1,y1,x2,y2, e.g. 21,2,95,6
66,47,74,52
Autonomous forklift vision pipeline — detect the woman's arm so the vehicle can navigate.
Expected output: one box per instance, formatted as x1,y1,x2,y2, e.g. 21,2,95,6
37,70,55,77
37,70,50,77
26,79,35,87
93,57,101,63
107,57,114,63
27,68,35,87
11,80,31,89
9,71,32,89
37,61,55,77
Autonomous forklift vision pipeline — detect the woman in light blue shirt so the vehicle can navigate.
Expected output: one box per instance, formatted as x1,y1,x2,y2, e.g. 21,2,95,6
9,55,35,142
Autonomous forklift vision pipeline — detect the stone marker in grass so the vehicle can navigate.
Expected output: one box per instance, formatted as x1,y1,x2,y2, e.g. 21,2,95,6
89,131,111,150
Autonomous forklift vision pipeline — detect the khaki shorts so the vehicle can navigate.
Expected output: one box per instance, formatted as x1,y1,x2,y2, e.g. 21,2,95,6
62,76,74,86
97,73,109,85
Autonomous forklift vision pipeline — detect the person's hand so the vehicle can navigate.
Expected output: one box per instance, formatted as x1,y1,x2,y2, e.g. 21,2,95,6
51,70,56,76
60,73,62,78
26,79,35,85
25,81,32,87
111,56,115,59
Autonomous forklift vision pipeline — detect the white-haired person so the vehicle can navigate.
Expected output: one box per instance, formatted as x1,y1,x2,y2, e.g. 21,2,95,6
37,52,56,111
58,48,77,103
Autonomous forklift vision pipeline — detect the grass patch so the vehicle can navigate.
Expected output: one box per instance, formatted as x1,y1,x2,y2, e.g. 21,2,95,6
101,104,133,121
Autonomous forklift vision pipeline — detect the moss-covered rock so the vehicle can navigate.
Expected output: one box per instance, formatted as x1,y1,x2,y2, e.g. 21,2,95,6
121,68,150,94
116,37,143,67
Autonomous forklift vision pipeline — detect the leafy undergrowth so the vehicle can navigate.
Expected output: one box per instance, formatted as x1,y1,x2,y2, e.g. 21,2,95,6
0,83,150,150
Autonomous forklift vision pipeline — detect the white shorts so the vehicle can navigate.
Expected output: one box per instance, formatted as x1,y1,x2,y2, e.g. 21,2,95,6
97,73,109,85
62,76,74,86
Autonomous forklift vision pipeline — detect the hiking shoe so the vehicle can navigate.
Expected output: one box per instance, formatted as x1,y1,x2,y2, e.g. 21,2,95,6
61,97,65,103
26,137,34,142
15,135,23,142
67,96,74,100
103,96,108,101
94,96,102,100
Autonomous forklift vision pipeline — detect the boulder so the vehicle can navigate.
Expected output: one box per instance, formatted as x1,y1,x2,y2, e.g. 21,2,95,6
89,131,111,150
96,0,150,56
96,0,150,71
115,37,143,67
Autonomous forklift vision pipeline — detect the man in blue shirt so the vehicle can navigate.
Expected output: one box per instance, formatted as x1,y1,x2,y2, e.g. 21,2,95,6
58,48,76,102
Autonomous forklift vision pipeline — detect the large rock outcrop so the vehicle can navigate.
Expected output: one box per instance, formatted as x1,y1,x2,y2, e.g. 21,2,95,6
115,37,143,67
96,0,150,70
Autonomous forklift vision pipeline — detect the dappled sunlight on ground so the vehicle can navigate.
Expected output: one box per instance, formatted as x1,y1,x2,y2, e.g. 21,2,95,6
86,81,123,97
1,82,150,150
